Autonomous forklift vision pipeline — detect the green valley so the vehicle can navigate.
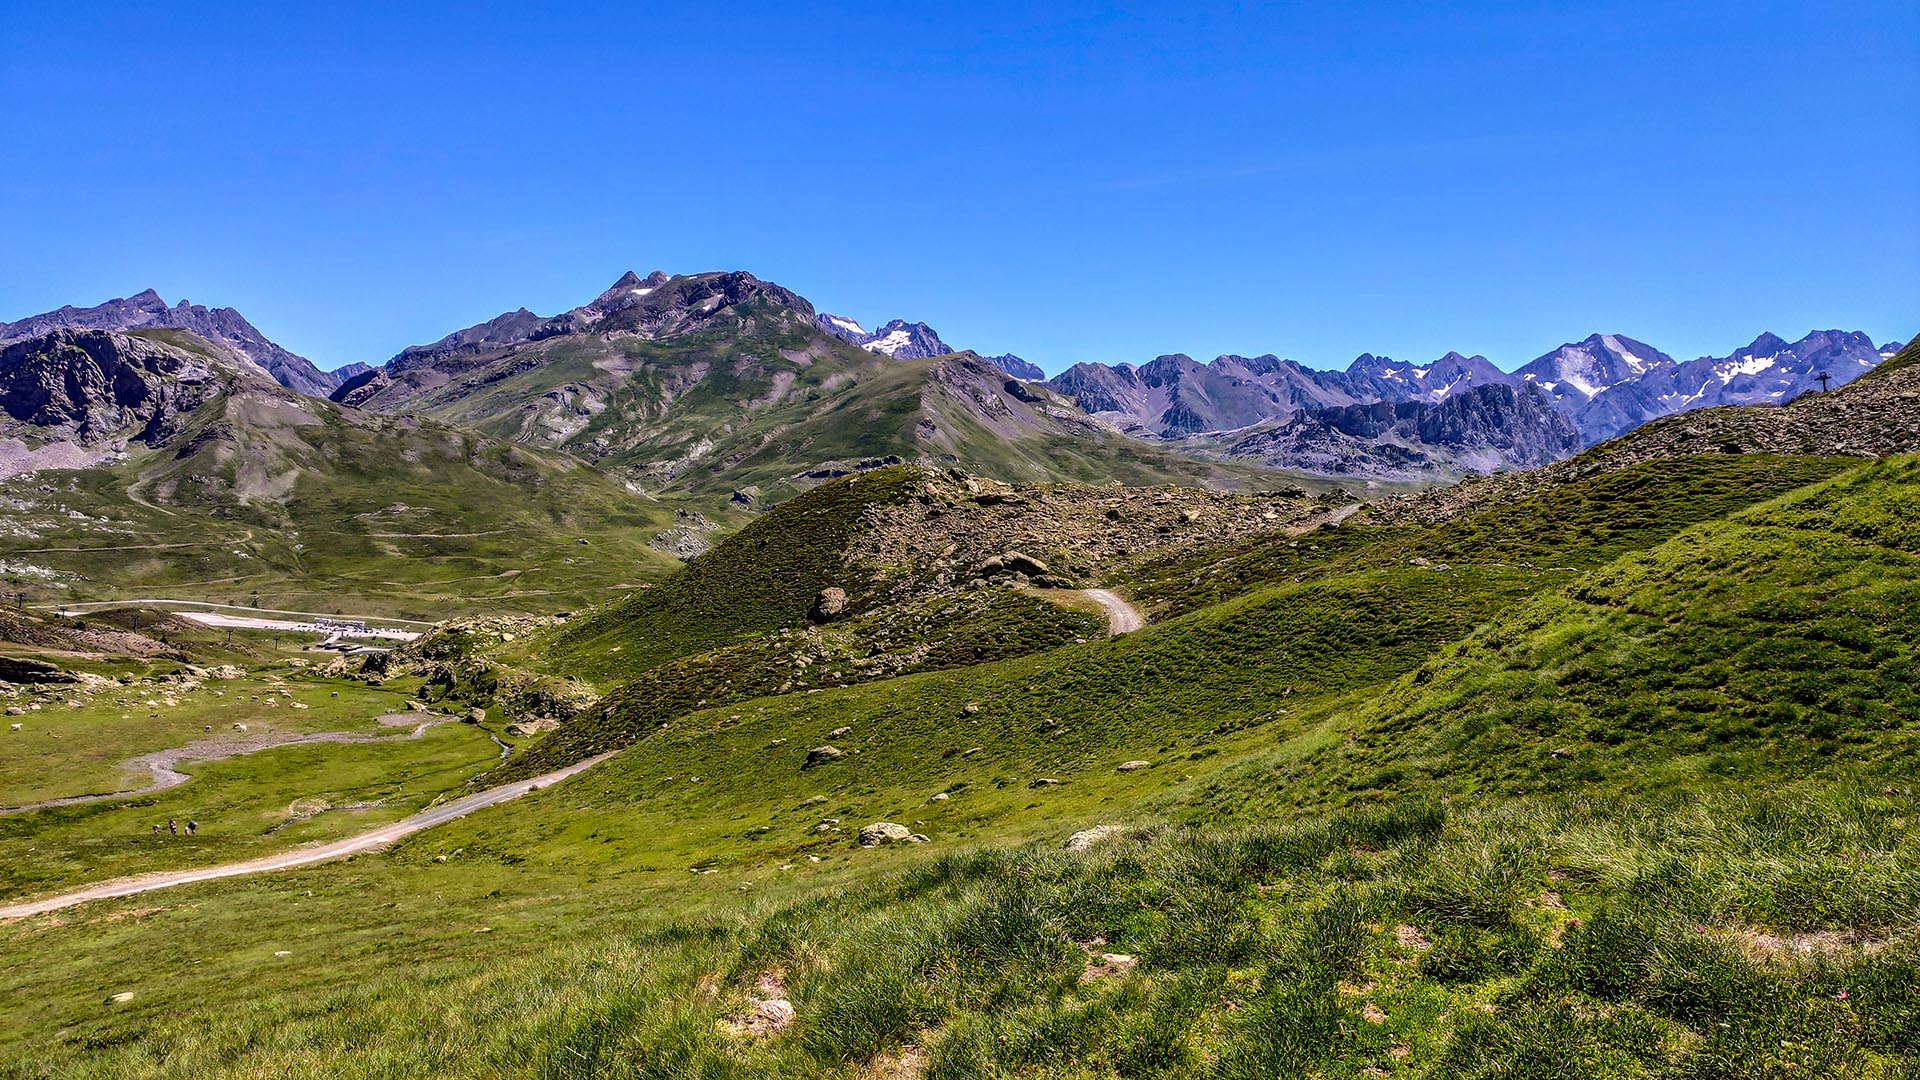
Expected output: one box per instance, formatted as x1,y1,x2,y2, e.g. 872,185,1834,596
1,342,1916,1076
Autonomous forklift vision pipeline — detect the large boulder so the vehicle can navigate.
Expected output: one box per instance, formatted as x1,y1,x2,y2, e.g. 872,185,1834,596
803,745,844,768
0,657,73,684
858,822,926,847
807,587,850,623
1002,551,1049,577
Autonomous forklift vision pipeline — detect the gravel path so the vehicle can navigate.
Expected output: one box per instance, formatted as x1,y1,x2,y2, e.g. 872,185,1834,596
0,752,617,919
1081,589,1144,635
0,716,447,815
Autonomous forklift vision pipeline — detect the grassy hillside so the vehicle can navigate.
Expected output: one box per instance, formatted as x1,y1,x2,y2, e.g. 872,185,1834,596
534,469,937,682
4,451,1919,1076
1122,453,1859,616
1866,332,1920,379
353,283,1299,507
0,385,685,620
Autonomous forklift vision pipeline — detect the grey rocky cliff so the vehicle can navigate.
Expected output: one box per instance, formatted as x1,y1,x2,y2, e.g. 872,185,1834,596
0,290,338,396
0,329,243,445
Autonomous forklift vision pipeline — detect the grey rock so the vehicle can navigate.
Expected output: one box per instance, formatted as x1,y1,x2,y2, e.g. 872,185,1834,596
858,821,924,846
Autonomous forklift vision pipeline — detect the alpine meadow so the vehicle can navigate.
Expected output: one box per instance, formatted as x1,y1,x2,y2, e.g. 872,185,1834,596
1,4,1917,1078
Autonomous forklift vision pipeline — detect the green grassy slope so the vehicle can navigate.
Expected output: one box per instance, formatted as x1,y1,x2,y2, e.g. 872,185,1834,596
1865,332,1919,379
1122,453,1859,617
534,469,937,682
1304,454,1920,797
0,386,684,620
359,290,1299,507
5,452,1919,1077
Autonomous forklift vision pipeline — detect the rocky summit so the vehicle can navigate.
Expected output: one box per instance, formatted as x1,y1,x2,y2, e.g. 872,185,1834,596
0,289,345,396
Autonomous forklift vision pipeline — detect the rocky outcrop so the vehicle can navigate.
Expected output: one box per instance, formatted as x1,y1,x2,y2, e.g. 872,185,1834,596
0,329,231,445
0,656,76,684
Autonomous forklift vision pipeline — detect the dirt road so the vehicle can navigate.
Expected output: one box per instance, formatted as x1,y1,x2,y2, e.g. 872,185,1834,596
1082,589,1144,635
0,715,447,815
0,752,617,919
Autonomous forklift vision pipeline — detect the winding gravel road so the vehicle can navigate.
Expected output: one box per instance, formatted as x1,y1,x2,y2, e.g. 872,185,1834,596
0,752,617,919
0,716,446,816
5,591,1150,919
1082,589,1144,635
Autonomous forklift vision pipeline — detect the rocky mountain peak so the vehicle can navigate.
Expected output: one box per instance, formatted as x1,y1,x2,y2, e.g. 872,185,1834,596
814,313,954,359
0,290,338,397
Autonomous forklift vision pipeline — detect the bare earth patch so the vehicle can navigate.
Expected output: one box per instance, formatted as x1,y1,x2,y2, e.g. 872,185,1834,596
720,969,795,1038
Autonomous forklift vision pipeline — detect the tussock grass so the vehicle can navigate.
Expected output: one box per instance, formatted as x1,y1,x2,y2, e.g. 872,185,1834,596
8,790,1914,1077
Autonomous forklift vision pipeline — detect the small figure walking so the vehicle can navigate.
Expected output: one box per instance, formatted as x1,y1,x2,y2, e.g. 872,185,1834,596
185,820,197,836
151,824,161,834
168,819,178,835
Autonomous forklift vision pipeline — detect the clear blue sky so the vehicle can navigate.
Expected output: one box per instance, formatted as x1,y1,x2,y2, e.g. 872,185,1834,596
3,2,1915,376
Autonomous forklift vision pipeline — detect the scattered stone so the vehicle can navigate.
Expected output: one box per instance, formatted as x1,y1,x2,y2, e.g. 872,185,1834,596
232,723,248,732
3,706,23,716
207,665,244,680
803,745,844,768
1029,777,1061,788
929,792,949,802
858,822,924,847
1064,825,1125,852
7,723,18,731
1079,952,1137,983
1117,760,1151,772
107,991,135,1004
961,702,982,716
405,699,429,712
797,795,827,806
828,725,852,738
464,707,486,724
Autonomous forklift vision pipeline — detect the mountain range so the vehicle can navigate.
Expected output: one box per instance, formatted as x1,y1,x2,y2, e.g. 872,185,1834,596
1042,331,1898,448
0,276,1903,490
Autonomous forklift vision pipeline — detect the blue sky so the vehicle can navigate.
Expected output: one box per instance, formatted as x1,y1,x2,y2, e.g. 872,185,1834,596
2,2,1915,376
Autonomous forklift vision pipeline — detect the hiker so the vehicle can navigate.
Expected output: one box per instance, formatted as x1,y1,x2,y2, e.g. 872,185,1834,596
185,820,197,836
168,819,177,835
151,824,161,834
